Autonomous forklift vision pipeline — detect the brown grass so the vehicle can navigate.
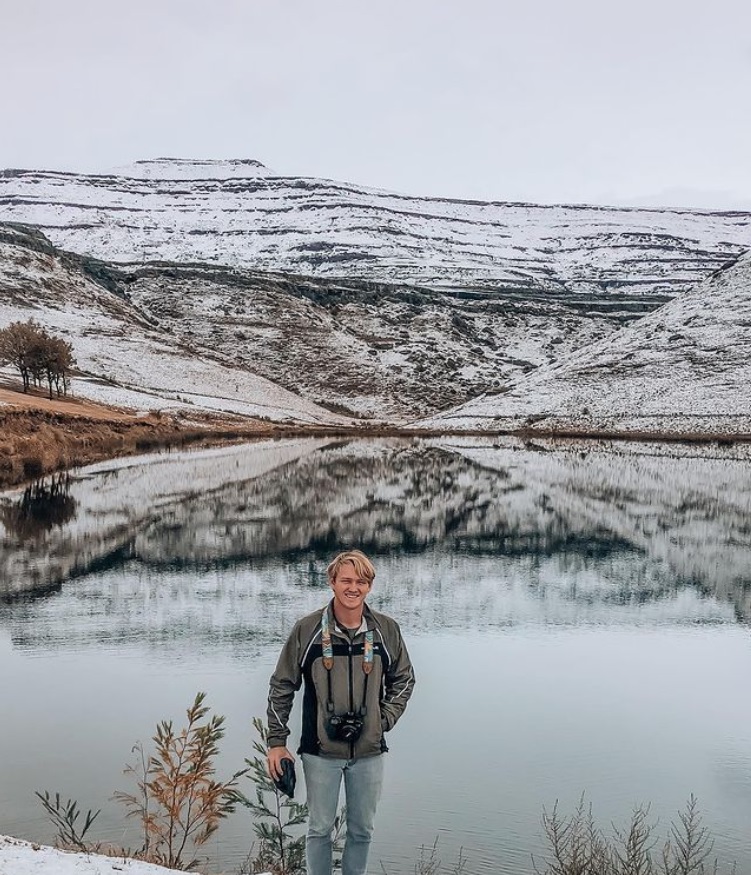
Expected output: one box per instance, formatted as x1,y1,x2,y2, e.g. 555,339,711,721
0,407,280,489
4,380,749,492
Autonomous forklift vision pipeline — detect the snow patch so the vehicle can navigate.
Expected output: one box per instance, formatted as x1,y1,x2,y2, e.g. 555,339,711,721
107,158,274,180
0,834,202,875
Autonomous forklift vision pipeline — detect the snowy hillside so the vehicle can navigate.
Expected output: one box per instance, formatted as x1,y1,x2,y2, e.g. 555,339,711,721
418,253,751,434
0,222,623,419
2,158,751,426
1,158,749,297
0,225,349,425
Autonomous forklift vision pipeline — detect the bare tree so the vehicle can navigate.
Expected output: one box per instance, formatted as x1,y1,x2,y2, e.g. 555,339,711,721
0,320,38,391
0,320,76,398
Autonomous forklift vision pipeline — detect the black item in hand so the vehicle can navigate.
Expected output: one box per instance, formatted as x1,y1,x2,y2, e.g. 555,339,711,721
274,757,296,798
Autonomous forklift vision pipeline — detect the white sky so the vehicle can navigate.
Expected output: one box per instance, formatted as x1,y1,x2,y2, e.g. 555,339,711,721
2,0,751,208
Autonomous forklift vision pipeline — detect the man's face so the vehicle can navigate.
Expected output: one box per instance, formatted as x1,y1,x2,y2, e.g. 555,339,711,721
330,561,372,615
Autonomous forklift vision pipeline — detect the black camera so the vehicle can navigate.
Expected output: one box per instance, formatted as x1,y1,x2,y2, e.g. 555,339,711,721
328,712,364,742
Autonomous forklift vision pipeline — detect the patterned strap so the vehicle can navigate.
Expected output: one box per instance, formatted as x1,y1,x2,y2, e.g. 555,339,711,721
321,608,334,670
321,608,374,674
363,631,374,675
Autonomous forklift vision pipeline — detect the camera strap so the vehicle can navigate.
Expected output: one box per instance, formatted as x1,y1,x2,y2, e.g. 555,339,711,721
321,608,374,714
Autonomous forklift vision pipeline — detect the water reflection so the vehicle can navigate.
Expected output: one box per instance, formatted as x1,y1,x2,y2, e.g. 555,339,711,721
0,474,78,542
1,437,750,622
1,437,750,875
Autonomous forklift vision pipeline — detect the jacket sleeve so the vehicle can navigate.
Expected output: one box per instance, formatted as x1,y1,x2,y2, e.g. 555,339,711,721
267,622,303,749
380,622,416,732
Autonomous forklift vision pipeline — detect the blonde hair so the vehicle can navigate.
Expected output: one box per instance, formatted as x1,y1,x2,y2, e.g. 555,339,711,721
326,550,376,585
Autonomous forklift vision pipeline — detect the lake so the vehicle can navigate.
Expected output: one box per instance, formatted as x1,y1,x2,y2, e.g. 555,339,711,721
1,436,750,874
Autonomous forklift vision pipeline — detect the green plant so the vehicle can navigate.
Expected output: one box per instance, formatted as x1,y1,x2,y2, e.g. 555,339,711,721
34,791,100,852
113,691,246,871
238,717,309,875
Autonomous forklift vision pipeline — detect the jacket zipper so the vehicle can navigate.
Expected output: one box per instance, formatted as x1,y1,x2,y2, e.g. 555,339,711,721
348,641,354,759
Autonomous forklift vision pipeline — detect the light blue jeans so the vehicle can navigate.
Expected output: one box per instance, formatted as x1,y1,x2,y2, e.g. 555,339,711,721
302,752,384,875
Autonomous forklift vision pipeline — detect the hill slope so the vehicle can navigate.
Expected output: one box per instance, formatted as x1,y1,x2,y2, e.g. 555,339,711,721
2,159,751,426
0,225,348,425
0,222,625,420
418,252,751,434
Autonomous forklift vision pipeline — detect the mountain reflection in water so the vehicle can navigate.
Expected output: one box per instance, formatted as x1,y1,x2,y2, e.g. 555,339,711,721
2,436,751,875
1,436,749,623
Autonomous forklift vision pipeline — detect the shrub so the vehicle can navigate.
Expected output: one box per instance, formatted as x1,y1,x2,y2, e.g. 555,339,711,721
38,693,246,872
533,794,736,875
113,692,247,871
238,717,312,875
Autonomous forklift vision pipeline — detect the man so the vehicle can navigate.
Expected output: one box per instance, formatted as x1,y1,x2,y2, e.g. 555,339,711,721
267,549,415,875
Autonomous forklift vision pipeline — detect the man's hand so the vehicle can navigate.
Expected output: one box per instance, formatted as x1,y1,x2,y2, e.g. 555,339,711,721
267,746,295,781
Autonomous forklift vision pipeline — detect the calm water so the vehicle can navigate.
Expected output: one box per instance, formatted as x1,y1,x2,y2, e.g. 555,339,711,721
1,436,750,874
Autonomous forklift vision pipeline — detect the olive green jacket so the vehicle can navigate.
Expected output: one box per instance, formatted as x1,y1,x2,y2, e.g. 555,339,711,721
267,600,415,759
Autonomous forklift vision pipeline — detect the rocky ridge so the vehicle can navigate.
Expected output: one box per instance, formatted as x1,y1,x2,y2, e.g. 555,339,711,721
1,159,749,297
2,159,751,425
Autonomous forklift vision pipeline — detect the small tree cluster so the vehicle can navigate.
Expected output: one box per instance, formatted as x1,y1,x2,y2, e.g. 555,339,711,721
0,319,75,399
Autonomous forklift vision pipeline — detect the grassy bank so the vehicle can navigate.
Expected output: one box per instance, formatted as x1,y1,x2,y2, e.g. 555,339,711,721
4,378,751,495
0,406,281,489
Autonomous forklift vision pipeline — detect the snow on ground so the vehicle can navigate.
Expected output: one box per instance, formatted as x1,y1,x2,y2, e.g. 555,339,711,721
0,835,185,875
0,834,273,875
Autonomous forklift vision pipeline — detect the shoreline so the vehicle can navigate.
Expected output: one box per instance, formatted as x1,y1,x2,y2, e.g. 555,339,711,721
0,405,283,491
3,407,751,492
2,383,751,492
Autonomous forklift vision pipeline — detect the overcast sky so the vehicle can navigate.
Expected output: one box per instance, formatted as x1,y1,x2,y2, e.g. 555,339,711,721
2,0,751,207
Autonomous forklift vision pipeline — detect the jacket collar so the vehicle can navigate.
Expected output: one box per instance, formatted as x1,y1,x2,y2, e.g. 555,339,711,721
326,598,374,638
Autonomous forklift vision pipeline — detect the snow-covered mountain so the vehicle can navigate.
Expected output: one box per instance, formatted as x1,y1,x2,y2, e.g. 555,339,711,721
0,222,621,419
0,224,348,425
418,253,751,434
2,158,751,425
1,158,749,296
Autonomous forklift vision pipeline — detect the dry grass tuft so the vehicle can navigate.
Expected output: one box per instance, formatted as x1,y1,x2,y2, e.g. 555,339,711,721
0,407,276,489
